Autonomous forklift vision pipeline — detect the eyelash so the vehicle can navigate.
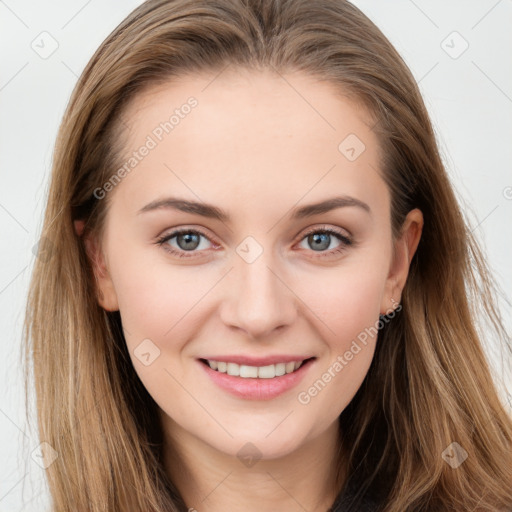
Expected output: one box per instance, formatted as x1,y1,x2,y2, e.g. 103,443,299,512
155,225,353,259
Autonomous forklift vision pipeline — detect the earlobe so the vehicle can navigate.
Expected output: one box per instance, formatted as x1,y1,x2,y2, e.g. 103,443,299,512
74,219,85,237
380,208,423,314
75,220,119,312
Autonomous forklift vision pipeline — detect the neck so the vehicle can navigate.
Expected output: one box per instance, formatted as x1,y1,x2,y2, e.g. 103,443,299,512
161,416,347,512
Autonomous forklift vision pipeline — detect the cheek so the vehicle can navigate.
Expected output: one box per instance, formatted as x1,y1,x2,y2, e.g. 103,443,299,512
107,247,222,402
109,246,202,344
290,261,387,415
295,258,388,343
110,257,202,419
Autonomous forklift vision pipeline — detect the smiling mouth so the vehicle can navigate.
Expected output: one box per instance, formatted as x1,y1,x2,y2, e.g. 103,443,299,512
199,357,316,379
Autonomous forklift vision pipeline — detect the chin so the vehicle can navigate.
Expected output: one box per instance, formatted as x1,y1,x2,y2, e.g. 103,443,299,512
206,423,312,462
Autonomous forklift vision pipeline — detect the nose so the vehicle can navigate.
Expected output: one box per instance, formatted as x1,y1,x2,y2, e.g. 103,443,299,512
219,249,297,339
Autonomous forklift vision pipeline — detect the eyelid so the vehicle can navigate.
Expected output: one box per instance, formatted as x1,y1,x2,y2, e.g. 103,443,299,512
158,226,216,242
298,224,352,242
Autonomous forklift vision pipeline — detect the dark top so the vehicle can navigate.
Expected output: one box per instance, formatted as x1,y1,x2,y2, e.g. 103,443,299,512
172,473,381,511
329,493,379,511
328,480,380,512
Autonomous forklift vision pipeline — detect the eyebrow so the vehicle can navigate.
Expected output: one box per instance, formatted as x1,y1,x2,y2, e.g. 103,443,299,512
137,195,371,221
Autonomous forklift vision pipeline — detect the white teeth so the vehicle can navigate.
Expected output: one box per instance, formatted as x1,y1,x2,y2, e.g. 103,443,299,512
226,362,240,376
240,365,258,378
275,363,286,376
205,359,308,378
258,365,275,379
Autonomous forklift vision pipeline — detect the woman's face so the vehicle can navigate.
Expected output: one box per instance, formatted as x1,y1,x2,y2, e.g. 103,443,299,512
85,68,421,460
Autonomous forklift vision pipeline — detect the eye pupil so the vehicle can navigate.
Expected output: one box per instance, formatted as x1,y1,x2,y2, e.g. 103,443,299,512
309,233,330,251
178,232,200,250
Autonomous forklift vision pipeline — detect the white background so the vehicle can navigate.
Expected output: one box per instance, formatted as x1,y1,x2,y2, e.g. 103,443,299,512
1,1,511,510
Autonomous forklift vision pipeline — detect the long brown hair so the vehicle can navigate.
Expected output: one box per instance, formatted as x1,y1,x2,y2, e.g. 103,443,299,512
23,0,512,510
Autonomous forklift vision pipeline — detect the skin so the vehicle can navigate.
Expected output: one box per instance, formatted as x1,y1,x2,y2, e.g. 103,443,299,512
76,68,423,511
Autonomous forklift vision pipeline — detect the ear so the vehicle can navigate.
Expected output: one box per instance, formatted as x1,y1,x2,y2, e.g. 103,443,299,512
74,220,119,312
380,208,423,314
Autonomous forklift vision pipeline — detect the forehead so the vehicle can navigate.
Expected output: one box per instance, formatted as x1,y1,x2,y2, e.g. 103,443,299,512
121,67,377,146
110,68,387,220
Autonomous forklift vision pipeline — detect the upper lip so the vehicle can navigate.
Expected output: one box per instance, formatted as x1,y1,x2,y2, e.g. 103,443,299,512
199,355,315,366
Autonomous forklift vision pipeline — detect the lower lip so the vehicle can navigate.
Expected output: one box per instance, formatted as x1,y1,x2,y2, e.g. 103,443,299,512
198,358,315,400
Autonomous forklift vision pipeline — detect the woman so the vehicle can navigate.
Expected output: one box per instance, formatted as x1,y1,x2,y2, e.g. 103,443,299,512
23,0,512,510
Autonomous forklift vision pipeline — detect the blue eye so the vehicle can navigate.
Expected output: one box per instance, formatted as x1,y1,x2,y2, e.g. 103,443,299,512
297,226,353,258
156,228,214,258
156,225,353,259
